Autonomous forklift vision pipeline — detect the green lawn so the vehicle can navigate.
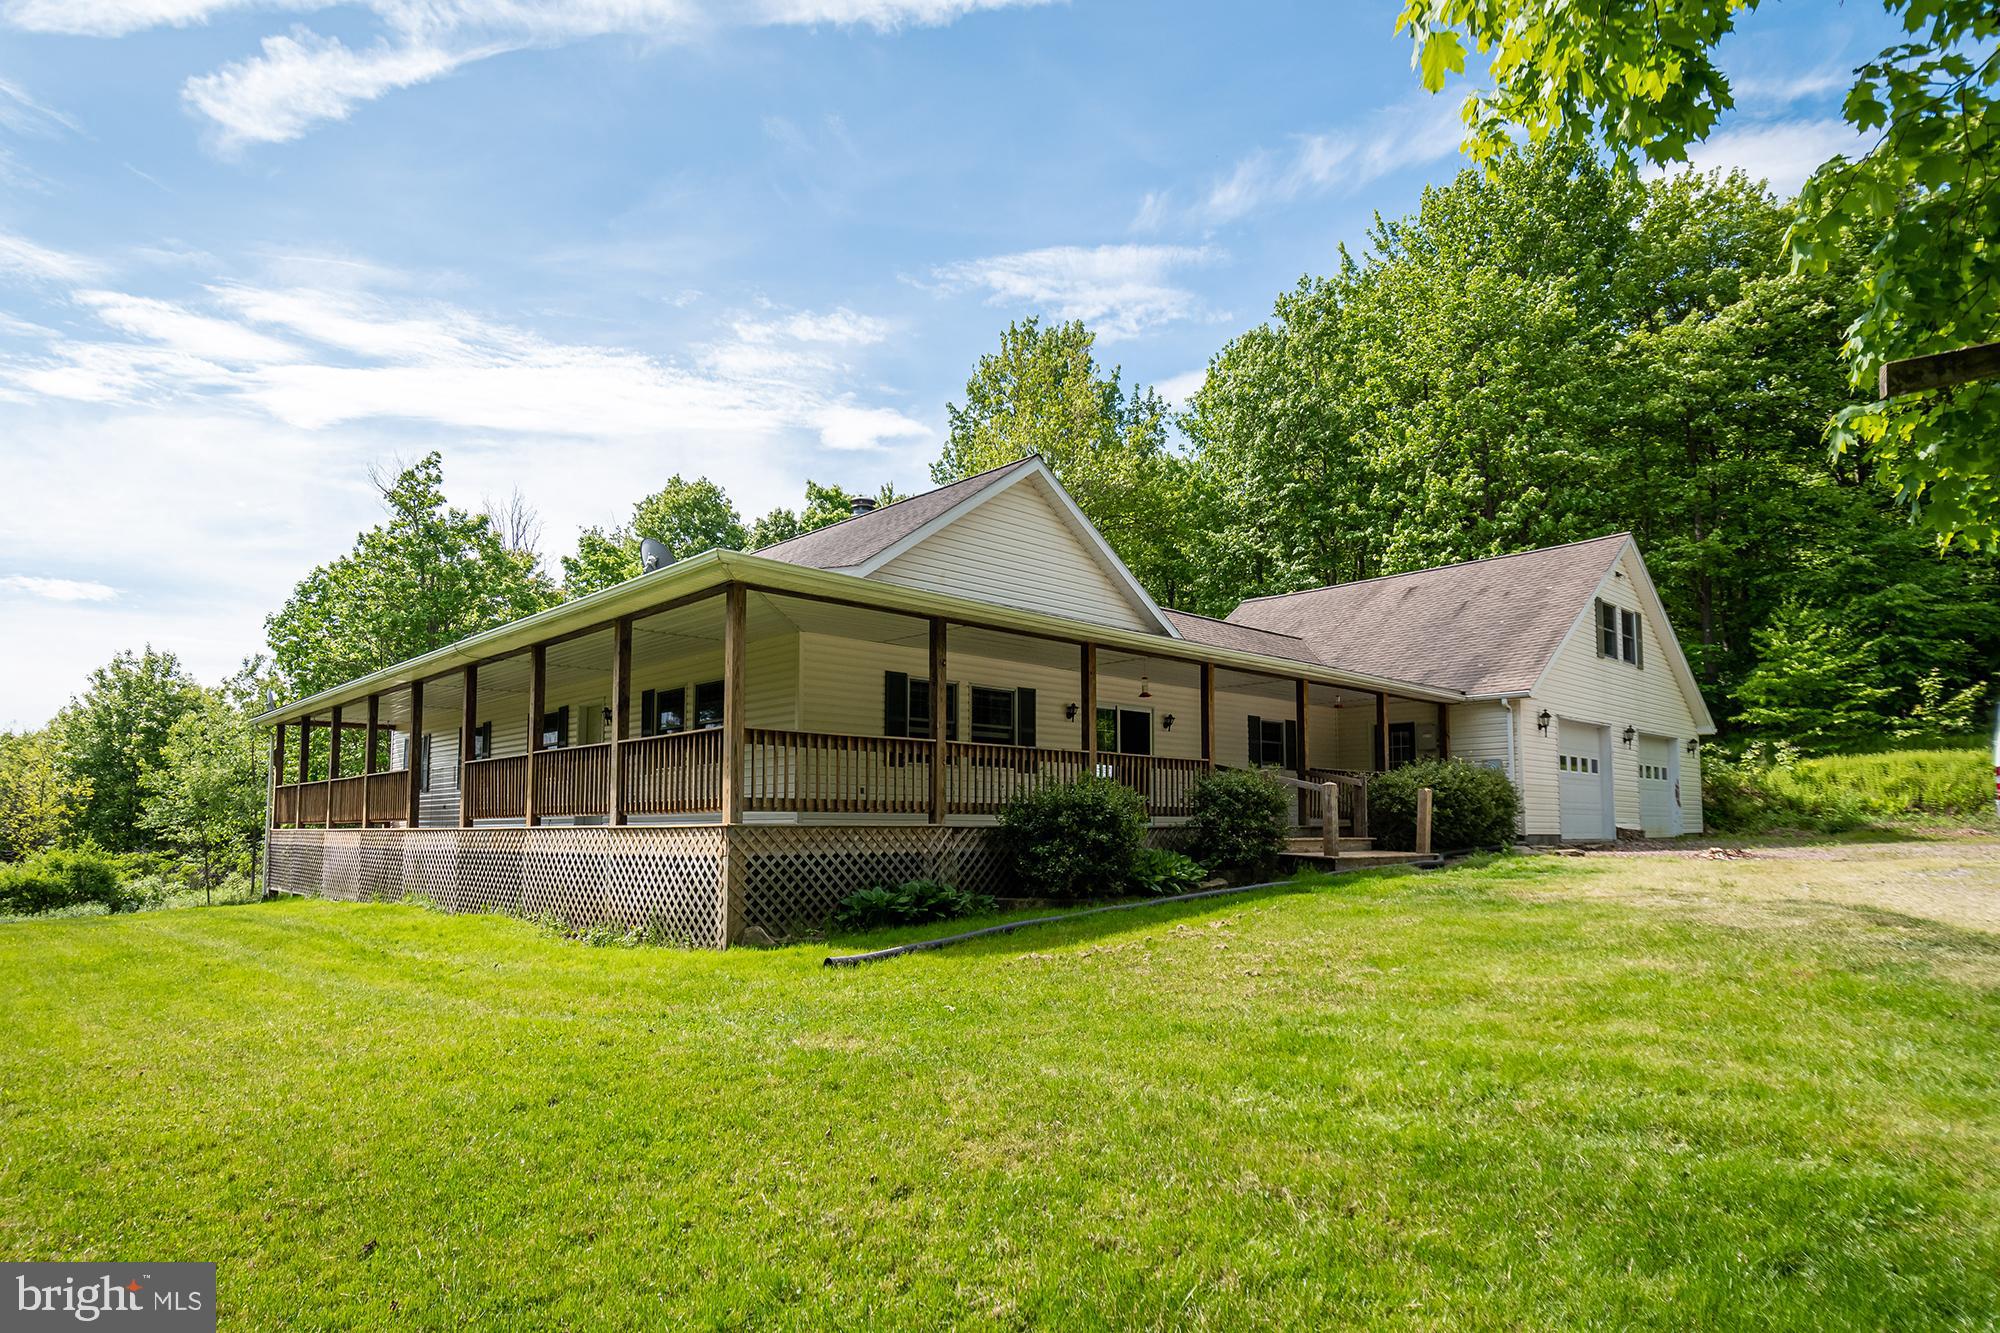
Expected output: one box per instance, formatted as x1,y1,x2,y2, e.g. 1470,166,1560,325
3,844,1998,1329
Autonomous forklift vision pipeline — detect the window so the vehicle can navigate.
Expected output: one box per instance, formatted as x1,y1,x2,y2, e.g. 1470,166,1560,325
471,720,492,761
694,680,725,729
1598,598,1643,666
540,706,569,750
1387,721,1417,768
641,686,686,737
1246,715,1295,769
970,686,1017,745
907,679,960,741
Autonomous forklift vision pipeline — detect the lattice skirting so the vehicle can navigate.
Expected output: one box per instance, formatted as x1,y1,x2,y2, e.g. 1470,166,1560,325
267,827,729,948
267,822,1202,948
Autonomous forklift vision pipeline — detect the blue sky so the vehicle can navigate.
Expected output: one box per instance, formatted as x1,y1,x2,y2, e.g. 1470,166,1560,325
0,0,1891,726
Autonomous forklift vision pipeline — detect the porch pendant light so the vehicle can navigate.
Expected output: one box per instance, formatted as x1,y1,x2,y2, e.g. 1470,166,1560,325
1138,675,1151,699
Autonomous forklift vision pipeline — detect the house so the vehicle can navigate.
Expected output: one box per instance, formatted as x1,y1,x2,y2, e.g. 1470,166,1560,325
258,456,1715,945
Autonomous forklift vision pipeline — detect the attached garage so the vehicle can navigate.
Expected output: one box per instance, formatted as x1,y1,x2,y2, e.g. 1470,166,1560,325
1558,719,1612,842
1638,735,1680,837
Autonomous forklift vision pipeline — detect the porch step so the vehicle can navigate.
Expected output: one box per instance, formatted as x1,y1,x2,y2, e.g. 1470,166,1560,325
1280,849,1442,872
1286,835,1376,853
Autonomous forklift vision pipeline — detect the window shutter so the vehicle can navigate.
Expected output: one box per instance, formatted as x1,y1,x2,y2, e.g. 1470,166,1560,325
1594,599,1607,657
640,689,655,738
1247,715,1261,765
1283,719,1299,771
557,705,570,748
946,683,959,741
1635,613,1645,668
884,671,908,737
1016,687,1037,748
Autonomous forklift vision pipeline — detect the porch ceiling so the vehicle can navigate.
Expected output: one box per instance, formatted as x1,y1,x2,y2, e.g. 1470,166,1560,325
256,549,1469,727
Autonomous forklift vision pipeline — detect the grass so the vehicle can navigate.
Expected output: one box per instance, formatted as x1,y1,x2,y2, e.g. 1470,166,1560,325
1706,743,1994,835
3,844,1998,1328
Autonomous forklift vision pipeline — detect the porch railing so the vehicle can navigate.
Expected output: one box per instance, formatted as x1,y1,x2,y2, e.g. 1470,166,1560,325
463,754,530,821
622,730,722,816
945,740,1088,815
747,728,932,814
535,742,611,819
328,775,367,826
365,770,411,824
1099,753,1208,818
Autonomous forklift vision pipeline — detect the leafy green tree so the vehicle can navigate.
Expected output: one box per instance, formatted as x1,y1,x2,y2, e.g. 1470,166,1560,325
266,453,557,697
139,691,267,899
1395,0,2000,544
935,318,1194,602
560,475,747,597
48,647,205,852
1733,603,1895,753
748,480,905,551
0,730,88,862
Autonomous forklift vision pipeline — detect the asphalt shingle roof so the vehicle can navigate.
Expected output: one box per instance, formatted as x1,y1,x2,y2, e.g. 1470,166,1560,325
753,456,1039,571
1224,534,1631,696
1161,610,1321,667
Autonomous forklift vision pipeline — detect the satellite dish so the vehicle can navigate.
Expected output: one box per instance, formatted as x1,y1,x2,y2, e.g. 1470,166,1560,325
640,538,671,573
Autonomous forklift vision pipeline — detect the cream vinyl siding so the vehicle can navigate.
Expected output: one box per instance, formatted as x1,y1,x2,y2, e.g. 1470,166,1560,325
1520,546,1706,837
1313,696,1444,772
872,475,1158,633
1446,702,1513,773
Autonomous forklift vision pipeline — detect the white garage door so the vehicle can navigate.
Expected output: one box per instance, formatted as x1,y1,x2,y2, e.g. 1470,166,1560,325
1639,735,1679,837
1558,720,1610,842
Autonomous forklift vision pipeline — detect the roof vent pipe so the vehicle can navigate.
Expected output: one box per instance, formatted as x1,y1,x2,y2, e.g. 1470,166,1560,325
848,494,877,517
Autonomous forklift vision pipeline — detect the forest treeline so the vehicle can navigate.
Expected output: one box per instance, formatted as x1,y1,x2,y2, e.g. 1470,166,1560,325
5,147,1993,875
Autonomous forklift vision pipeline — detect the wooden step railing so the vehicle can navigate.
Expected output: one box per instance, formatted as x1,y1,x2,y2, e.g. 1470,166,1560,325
534,743,610,818
945,741,1087,815
747,729,933,814
621,730,721,815
462,755,530,821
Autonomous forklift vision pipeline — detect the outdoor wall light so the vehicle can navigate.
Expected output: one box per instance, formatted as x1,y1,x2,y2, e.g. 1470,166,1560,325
1064,703,1078,721
602,707,613,725
1536,709,1551,735
1686,738,1700,755
1621,726,1636,748
1162,714,1175,731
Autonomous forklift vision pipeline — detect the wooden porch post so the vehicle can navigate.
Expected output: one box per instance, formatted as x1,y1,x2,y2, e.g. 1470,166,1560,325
296,719,309,786
928,617,948,824
1375,691,1390,772
1200,663,1215,765
1437,700,1449,760
458,665,477,829
269,724,285,830
610,616,631,826
329,704,343,784
1081,643,1098,767
721,584,746,824
406,680,424,828
362,693,379,827
1294,679,1310,778
525,645,545,827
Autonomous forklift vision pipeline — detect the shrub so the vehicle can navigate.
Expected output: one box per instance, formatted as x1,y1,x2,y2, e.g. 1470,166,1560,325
0,847,129,917
1367,760,1519,852
1187,769,1289,881
1133,848,1206,896
832,879,997,929
995,775,1147,900
1703,744,1988,834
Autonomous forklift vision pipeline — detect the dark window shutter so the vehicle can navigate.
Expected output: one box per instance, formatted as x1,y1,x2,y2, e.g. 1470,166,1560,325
1283,719,1299,771
1247,715,1261,765
1634,613,1645,668
641,689,655,738
419,734,431,793
1595,599,1607,656
947,683,959,741
1016,687,1037,748
884,671,909,737
557,705,570,747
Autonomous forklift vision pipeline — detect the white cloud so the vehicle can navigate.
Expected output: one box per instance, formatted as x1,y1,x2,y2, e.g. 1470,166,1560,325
77,289,302,364
1136,97,1466,231
930,243,1219,340
0,74,79,135
1660,117,1864,196
7,0,1050,147
0,574,117,602
0,230,101,284
813,403,930,451
1154,367,1205,408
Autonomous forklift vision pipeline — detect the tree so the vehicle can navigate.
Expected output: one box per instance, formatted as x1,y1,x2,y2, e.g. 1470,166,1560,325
139,691,267,900
1732,603,1895,753
266,453,557,698
48,647,204,852
748,480,906,550
559,476,747,597
0,730,88,862
935,318,1193,603
1395,0,2000,544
